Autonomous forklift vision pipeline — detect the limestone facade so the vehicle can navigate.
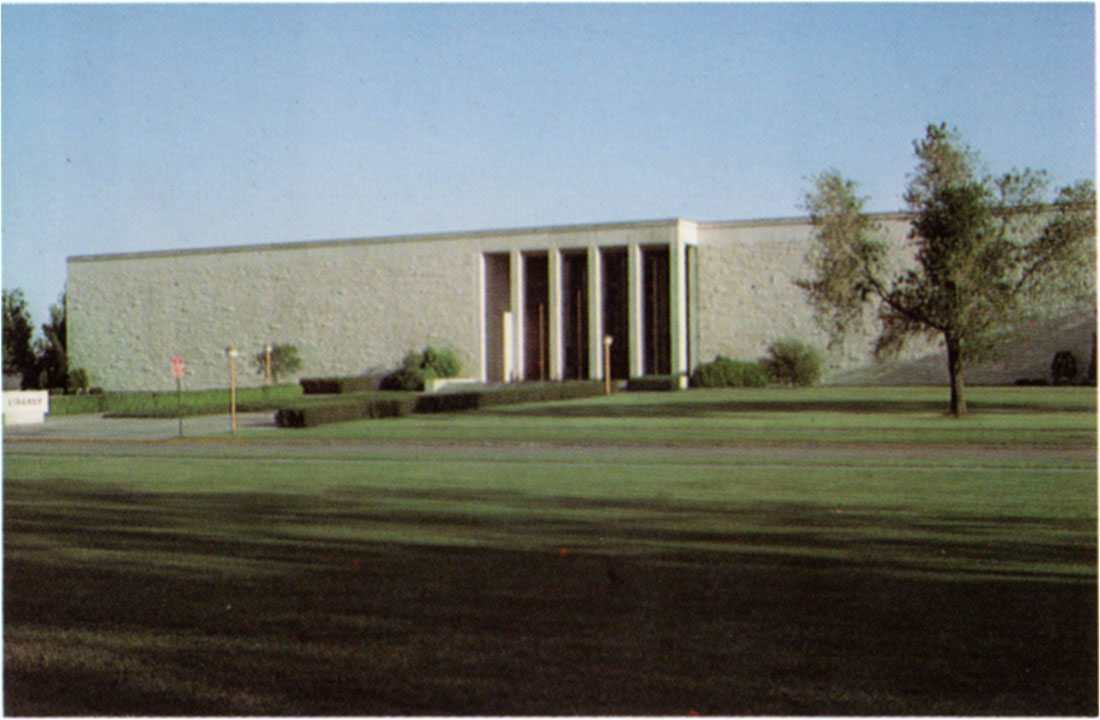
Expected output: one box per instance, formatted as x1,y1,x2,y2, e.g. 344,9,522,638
67,215,1094,391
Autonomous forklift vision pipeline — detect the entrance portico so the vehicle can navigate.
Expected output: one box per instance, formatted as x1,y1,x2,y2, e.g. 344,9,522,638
480,219,697,384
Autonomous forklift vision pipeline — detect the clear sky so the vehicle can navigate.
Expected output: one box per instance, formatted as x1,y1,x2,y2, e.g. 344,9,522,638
2,2,1095,333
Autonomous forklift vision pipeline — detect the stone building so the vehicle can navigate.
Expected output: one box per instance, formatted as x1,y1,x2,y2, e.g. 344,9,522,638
67,214,1094,391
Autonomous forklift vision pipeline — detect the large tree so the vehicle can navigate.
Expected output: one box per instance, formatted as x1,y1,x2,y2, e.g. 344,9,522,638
35,291,69,391
799,124,1096,416
3,288,37,387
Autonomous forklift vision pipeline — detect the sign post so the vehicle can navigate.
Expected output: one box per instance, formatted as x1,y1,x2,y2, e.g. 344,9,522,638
171,356,185,437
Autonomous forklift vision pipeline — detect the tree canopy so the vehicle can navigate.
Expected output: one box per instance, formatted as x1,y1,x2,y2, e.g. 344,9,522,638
799,124,1096,416
3,288,36,386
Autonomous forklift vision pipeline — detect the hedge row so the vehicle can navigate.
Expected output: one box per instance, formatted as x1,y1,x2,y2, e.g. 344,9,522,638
277,381,607,428
626,375,683,392
276,396,418,427
299,376,377,394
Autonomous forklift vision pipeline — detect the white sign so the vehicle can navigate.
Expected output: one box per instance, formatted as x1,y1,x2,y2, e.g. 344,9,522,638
3,391,49,426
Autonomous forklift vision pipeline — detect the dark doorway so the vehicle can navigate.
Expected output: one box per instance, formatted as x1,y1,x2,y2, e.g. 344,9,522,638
561,252,589,380
483,253,511,383
643,246,671,376
600,247,629,379
523,253,549,381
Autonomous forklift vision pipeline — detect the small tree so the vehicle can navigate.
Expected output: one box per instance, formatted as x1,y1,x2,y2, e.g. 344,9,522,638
3,288,37,388
252,344,303,384
799,124,1096,417
762,339,823,387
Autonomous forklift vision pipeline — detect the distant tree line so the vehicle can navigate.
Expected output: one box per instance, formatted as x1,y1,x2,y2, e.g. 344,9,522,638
3,288,87,392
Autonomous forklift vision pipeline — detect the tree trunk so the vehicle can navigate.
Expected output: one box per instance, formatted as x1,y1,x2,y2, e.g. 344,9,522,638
946,334,967,417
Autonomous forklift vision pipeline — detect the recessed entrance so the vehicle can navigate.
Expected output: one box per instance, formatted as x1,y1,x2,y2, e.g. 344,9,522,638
483,253,511,383
523,252,549,381
643,246,671,376
600,247,629,379
561,251,589,380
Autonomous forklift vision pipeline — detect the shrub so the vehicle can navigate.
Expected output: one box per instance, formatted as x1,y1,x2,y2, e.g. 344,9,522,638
66,368,89,394
761,339,823,387
691,357,770,388
252,344,303,383
380,346,462,391
1051,350,1078,386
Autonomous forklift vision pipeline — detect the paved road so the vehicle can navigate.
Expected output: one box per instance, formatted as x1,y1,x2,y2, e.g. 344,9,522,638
3,412,275,441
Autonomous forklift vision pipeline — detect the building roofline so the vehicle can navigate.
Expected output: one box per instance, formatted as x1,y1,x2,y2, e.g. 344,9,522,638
698,210,910,231
66,210,921,264
66,217,689,264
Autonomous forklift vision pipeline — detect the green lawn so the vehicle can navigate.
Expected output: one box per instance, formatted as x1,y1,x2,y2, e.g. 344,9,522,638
47,383,304,418
4,386,1096,714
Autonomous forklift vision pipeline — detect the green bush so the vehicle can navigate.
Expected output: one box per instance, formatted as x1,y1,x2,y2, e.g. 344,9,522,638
252,344,303,383
380,346,462,391
66,368,89,394
762,339,824,387
690,357,770,388
1051,350,1078,386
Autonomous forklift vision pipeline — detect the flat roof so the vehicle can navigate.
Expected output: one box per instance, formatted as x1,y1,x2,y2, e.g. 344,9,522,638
68,211,911,264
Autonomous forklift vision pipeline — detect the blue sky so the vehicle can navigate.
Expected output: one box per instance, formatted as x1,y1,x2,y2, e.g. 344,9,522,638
2,2,1095,332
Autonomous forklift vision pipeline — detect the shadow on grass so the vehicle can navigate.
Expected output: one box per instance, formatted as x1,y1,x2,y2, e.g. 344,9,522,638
5,480,1097,716
481,398,1093,419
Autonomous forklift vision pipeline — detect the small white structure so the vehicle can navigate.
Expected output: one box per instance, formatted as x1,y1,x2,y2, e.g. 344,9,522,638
3,391,49,426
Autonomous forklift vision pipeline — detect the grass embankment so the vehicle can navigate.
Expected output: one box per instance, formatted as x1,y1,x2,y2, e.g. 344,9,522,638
47,384,304,418
4,386,1096,715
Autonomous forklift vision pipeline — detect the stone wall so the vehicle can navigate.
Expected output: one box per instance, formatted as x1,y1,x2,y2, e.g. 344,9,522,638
68,215,1095,391
69,238,482,391
695,215,1096,385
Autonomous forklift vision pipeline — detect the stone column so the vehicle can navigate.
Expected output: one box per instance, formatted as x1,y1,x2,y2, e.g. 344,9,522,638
628,242,644,378
548,249,563,380
509,249,524,382
670,223,692,378
587,246,603,380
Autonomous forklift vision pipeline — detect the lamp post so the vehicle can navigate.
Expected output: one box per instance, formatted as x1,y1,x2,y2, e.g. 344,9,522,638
226,346,239,434
264,344,272,387
603,335,614,396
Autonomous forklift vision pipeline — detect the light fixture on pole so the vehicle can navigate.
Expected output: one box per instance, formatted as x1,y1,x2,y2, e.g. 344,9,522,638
603,335,614,396
226,346,239,434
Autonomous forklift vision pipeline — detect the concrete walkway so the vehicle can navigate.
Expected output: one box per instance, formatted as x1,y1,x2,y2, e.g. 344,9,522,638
3,411,275,441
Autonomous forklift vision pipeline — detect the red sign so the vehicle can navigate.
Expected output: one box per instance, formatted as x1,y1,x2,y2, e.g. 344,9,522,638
171,356,185,379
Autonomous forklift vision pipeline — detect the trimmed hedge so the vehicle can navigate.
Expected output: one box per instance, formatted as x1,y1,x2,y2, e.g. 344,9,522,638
416,381,607,414
300,375,377,394
276,396,418,428
277,381,608,428
627,375,682,392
